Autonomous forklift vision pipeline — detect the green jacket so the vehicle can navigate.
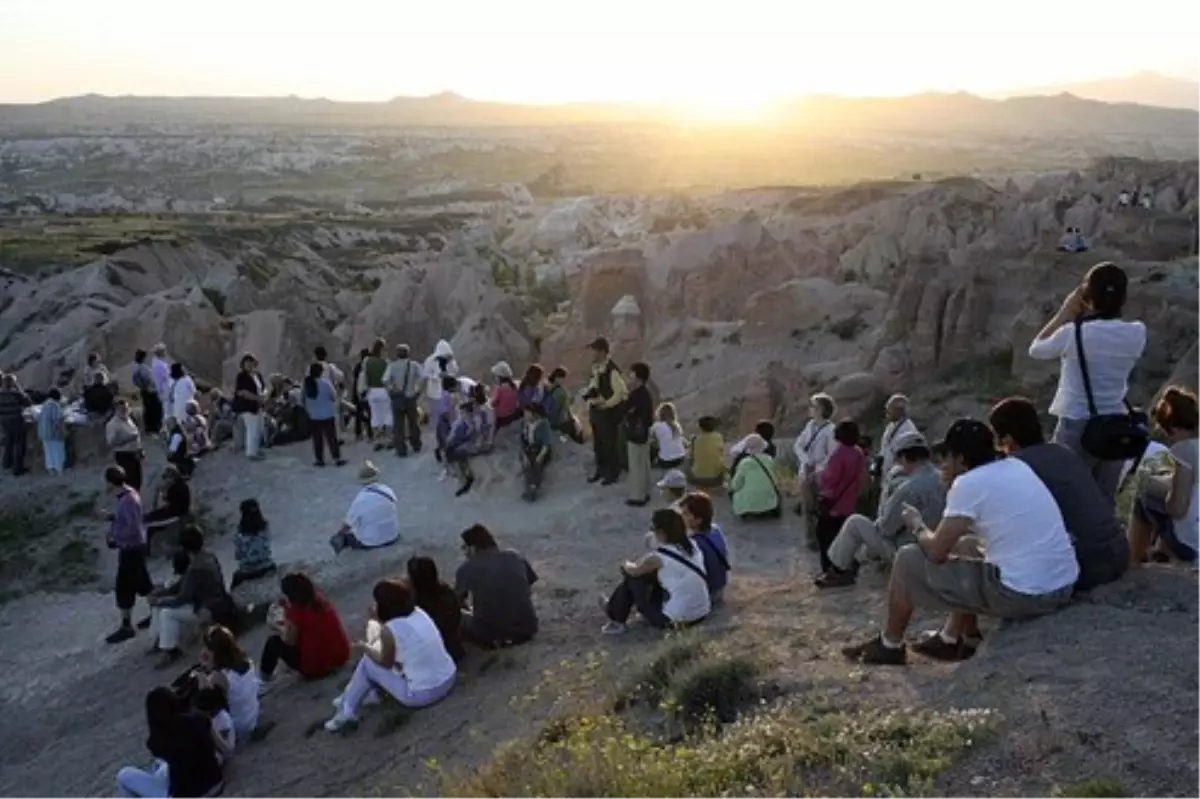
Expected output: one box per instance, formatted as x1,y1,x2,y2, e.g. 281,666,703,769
729,454,780,516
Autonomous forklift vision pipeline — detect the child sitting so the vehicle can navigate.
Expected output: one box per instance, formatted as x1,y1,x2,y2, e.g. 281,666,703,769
231,499,277,589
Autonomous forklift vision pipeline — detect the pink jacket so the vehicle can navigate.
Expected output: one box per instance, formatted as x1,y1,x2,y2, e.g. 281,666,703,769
491,383,519,419
819,443,865,517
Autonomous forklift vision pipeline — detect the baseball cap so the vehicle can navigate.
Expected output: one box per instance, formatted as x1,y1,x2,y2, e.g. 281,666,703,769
890,430,928,452
657,469,687,490
932,418,997,461
587,336,610,352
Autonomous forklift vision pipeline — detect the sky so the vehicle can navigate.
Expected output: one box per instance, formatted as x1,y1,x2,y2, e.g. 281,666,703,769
2,0,1197,116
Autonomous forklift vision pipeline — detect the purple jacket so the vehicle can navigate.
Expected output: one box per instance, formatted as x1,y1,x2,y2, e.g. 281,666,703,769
110,488,147,550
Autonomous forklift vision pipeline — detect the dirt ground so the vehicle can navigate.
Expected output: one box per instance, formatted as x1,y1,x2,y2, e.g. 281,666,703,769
0,430,1196,797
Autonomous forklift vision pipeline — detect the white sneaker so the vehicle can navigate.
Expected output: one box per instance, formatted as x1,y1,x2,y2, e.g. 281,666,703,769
601,621,627,635
324,712,357,732
331,689,380,709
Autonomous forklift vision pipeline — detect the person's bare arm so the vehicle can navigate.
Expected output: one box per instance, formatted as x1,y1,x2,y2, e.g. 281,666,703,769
361,625,397,669
622,552,661,578
1166,454,1195,519
915,515,972,564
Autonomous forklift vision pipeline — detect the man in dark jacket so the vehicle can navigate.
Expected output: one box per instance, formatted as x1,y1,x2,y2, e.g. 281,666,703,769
624,362,654,506
583,338,628,486
0,373,32,475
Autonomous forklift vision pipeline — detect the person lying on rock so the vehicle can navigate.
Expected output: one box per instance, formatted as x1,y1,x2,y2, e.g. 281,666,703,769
680,492,731,606
601,508,710,635
842,419,1078,666
230,498,277,589
455,524,539,649
1127,386,1198,565
329,461,400,553
325,579,457,732
143,465,192,544
519,401,553,502
988,396,1130,590
816,431,945,589
258,571,350,692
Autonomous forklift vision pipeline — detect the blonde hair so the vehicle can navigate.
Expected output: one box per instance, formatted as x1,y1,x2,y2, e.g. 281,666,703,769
657,402,682,438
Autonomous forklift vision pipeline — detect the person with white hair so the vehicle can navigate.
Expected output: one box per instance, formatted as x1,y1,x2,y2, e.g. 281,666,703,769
150,344,172,403
490,361,520,429
793,393,838,541
876,394,921,487
729,433,782,519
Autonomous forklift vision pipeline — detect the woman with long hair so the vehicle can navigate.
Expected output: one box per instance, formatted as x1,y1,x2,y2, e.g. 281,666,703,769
259,571,350,688
303,361,344,467
406,556,465,662
114,687,223,798
650,401,687,469
198,625,260,738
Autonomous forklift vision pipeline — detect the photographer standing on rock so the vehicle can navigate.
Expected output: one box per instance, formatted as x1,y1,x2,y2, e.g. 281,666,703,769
584,337,628,486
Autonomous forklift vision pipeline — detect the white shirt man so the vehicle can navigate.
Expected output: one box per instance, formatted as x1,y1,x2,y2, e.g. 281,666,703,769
878,394,920,481
333,464,399,551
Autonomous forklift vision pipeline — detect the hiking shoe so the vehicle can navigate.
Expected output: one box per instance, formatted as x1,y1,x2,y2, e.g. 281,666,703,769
842,635,907,666
815,569,857,589
105,625,136,645
455,477,475,497
601,621,628,636
912,633,973,662
324,712,358,732
334,459,346,467
135,616,152,630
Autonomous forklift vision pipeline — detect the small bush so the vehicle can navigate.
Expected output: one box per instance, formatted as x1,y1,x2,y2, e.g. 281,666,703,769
662,657,759,724
1059,778,1129,798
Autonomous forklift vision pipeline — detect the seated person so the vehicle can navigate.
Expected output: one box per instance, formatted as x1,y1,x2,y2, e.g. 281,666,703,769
989,397,1130,588
258,572,350,689
680,492,731,605
325,579,457,731
519,402,553,502
601,508,710,634
181,401,211,456
195,625,260,739
143,465,192,536
194,687,236,765
686,415,725,488
469,383,496,454
1128,386,1198,564
148,526,230,668
114,688,224,799
444,400,480,498
657,469,688,509
407,556,465,662
489,362,521,428
454,524,539,648
546,366,583,443
432,375,462,465
650,402,688,468
166,418,195,478
83,373,115,418
330,461,399,553
816,431,946,589
728,434,782,519
842,419,1078,666
208,390,236,447
729,420,778,471
231,498,277,589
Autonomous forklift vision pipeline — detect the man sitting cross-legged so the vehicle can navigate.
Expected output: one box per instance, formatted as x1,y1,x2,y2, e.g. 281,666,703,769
816,431,946,588
842,418,1078,665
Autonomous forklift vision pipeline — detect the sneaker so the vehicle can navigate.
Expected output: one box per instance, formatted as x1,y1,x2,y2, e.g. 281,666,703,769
455,477,475,497
334,459,346,467
601,621,627,635
324,712,358,733
841,635,907,666
911,633,973,662
815,569,857,589
105,625,136,644
625,497,649,507
331,690,380,709
135,616,152,630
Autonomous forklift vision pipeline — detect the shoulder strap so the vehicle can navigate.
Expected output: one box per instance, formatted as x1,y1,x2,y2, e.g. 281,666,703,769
364,485,396,504
694,533,730,572
804,422,831,453
748,455,781,503
1072,319,1100,418
655,546,708,582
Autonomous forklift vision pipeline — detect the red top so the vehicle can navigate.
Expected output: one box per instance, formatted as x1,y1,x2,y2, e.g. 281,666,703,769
819,442,866,518
286,595,350,678
491,383,519,419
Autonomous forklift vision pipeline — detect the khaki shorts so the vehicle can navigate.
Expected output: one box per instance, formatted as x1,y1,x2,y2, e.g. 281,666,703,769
892,540,1073,620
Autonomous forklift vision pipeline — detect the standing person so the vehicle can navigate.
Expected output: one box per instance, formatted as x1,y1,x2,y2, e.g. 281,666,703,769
815,420,866,574
314,345,346,443
793,393,838,546
358,339,392,451
455,524,539,648
350,348,370,442
258,571,351,689
83,351,111,390
1127,386,1199,564
132,349,163,435
107,399,144,492
583,337,628,486
113,688,223,799
421,339,459,428
546,367,582,442
303,362,344,467
37,387,68,474
624,362,655,507
168,363,196,427
0,373,32,476
876,395,919,487
150,344,172,409
233,353,266,461
104,465,153,644
383,344,424,457
1028,262,1146,502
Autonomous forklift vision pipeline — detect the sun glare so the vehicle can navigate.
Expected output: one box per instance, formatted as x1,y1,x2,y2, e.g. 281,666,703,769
670,92,778,124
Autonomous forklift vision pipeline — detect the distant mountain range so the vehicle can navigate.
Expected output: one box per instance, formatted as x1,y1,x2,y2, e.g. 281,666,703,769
0,86,1196,138
997,71,1199,111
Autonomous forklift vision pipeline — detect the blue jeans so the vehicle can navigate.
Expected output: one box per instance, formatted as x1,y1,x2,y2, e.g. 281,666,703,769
116,762,168,797
42,440,66,472
1052,417,1124,503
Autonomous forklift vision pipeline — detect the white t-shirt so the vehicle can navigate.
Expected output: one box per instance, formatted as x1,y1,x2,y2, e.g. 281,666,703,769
655,543,710,623
793,419,836,474
650,421,687,462
386,609,456,691
421,352,459,400
943,457,1079,595
1028,319,1146,419
170,376,197,421
222,666,261,736
346,483,399,547
878,417,919,477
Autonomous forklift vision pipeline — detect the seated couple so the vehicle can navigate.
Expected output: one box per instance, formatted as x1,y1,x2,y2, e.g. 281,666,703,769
601,495,730,634
329,462,399,554
145,527,236,670
842,412,1091,666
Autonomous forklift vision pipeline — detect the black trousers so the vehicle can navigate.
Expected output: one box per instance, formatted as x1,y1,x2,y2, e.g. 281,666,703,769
390,395,422,454
1,417,27,474
605,572,670,628
310,418,340,463
260,634,302,677
114,450,143,492
815,513,848,573
141,390,164,434
353,398,369,439
589,407,621,480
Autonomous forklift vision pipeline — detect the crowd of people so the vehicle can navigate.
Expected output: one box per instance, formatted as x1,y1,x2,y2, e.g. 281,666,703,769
0,261,1196,796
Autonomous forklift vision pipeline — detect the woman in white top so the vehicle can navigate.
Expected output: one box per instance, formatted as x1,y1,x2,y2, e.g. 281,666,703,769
168,362,197,425
326,579,457,731
1028,263,1146,501
650,402,688,468
198,625,260,739
793,393,837,542
1128,386,1199,564
601,508,710,635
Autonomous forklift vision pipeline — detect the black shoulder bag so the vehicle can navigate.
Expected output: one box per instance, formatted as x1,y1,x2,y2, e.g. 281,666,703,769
656,546,709,582
1073,318,1149,461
